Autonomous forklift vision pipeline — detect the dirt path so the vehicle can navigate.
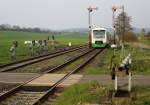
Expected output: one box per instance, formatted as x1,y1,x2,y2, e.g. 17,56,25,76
0,73,150,87
0,73,40,83
80,75,150,86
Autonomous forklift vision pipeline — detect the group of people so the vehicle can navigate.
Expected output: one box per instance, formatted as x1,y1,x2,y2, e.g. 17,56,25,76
9,36,56,61
28,40,49,56
9,40,49,61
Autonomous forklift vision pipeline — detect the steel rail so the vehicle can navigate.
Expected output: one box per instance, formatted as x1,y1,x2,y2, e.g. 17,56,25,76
0,48,95,102
0,45,84,68
44,48,94,73
32,49,104,105
0,45,88,72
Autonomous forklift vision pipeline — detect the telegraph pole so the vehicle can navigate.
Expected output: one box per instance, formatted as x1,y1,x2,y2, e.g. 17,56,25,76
87,6,98,47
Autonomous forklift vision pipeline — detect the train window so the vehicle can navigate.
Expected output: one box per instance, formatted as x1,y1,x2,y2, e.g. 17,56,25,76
93,30,105,38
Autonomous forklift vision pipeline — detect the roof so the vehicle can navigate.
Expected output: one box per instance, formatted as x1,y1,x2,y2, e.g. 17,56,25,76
92,27,107,31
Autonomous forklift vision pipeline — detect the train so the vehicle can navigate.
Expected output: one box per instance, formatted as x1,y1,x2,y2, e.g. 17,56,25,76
91,27,108,48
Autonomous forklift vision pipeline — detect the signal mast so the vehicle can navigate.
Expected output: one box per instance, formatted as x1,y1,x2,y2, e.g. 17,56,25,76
112,5,124,45
87,6,98,47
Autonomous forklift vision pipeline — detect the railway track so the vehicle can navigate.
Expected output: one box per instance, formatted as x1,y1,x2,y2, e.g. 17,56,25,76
0,48,93,98
0,45,80,68
0,83,19,96
0,45,87,72
0,49,104,105
43,48,94,73
41,87,64,105
8,47,91,73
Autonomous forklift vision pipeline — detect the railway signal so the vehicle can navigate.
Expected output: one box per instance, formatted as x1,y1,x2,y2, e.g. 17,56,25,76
111,5,126,60
87,6,98,47
112,5,124,45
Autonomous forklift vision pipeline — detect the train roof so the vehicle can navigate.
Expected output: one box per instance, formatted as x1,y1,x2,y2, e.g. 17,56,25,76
92,27,107,31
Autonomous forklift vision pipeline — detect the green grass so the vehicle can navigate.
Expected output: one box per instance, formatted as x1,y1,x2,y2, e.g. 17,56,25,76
131,48,150,75
80,48,117,75
55,82,150,105
111,87,150,105
132,87,150,105
55,81,109,105
81,44,150,75
111,45,150,75
139,39,150,45
0,31,87,64
54,82,150,105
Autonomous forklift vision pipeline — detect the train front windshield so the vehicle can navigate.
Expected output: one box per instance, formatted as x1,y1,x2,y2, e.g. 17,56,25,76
93,30,105,38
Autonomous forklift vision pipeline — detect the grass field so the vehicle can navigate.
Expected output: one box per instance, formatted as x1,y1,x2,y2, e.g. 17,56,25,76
106,46,150,75
139,39,150,45
0,31,149,75
0,31,87,64
55,81,109,105
80,44,150,75
54,81,150,105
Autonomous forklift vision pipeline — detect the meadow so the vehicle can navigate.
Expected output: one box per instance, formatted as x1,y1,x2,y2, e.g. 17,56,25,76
54,81,150,105
0,31,87,64
79,43,150,75
55,81,109,105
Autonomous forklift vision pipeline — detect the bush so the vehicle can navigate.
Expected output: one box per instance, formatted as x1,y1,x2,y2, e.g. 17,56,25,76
119,32,138,42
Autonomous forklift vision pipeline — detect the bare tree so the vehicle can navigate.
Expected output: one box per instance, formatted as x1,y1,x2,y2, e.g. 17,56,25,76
115,12,132,41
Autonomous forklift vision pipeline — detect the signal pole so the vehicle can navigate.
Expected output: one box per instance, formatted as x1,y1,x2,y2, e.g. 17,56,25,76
112,6,124,45
87,6,98,47
122,5,125,45
121,5,125,59
112,6,117,44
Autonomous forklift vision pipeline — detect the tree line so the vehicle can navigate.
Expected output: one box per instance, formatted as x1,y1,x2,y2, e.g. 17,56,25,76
0,24,51,33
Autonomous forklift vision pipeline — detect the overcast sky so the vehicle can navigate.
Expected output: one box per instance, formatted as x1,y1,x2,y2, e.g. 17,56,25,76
0,0,149,30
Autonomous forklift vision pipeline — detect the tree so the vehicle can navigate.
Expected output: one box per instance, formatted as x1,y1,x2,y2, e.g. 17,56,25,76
12,25,20,31
138,28,146,40
0,24,54,33
115,11,132,41
147,32,150,36
141,28,146,36
0,24,11,31
145,32,150,40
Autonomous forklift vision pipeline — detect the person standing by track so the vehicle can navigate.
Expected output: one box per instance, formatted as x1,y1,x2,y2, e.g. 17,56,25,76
10,41,18,61
30,40,36,56
43,40,48,54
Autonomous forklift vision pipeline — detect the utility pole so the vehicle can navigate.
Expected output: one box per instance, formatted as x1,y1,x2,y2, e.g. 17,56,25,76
87,6,98,47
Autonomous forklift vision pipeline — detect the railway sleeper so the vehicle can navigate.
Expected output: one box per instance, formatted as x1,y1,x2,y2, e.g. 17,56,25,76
0,87,63,105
